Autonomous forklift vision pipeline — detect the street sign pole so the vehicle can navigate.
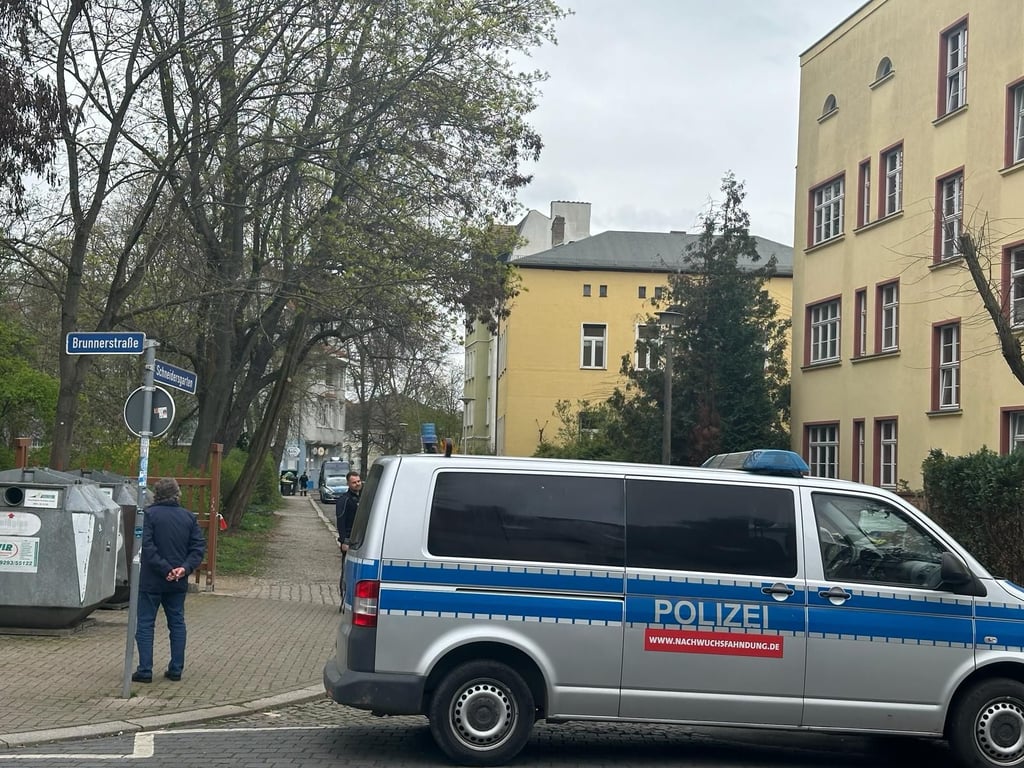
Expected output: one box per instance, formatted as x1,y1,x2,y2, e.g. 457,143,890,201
121,338,159,698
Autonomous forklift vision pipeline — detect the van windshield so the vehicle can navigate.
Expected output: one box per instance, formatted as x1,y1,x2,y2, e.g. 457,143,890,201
324,475,347,486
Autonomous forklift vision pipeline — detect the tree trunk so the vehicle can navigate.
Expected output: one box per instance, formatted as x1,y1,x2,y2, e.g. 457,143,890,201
222,312,309,527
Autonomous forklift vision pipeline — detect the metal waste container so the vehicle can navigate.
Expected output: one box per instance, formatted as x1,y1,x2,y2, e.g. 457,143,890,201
0,467,121,629
69,469,139,607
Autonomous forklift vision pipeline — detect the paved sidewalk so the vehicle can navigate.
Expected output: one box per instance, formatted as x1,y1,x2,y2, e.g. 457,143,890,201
0,495,343,748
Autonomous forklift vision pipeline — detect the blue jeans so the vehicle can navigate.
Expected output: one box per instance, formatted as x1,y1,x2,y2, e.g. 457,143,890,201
135,591,187,676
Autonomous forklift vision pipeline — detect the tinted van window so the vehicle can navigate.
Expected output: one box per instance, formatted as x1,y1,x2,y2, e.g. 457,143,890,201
348,463,383,549
428,471,624,566
626,479,798,577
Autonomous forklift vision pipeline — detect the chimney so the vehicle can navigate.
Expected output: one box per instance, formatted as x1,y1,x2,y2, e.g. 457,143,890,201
551,215,566,247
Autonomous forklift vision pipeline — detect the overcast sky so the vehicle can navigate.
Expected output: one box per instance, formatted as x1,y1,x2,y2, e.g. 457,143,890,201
514,0,866,246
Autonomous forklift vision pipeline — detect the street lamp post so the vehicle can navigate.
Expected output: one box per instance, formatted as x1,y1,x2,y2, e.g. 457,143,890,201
459,396,475,453
656,307,684,465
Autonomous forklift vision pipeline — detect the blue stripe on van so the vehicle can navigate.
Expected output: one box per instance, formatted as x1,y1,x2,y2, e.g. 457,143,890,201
380,588,624,624
976,603,1024,622
976,619,1024,649
381,561,623,595
627,576,804,604
808,607,973,644
810,590,973,618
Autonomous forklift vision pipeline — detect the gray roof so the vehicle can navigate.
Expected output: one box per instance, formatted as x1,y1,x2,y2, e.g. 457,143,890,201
510,231,793,277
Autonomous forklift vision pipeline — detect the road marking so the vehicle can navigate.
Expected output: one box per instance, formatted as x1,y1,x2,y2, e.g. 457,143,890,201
0,726,332,760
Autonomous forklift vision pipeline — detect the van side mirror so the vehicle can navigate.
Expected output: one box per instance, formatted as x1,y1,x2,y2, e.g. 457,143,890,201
941,552,986,597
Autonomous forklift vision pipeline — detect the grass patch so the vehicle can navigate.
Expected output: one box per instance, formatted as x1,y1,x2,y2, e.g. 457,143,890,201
215,506,279,576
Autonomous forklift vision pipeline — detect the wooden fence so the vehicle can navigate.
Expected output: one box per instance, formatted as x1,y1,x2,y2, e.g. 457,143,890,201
13,438,223,590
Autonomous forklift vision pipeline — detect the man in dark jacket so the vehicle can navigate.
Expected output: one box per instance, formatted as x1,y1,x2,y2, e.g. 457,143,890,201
334,470,362,553
132,477,206,683
334,471,362,609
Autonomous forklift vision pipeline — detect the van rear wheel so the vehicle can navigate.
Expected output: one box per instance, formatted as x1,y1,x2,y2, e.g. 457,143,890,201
428,660,535,766
951,678,1024,767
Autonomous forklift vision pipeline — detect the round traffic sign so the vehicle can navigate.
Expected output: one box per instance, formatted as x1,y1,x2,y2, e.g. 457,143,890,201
123,386,176,438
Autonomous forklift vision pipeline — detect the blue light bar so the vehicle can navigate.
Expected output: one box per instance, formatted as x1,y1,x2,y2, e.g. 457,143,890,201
701,449,810,477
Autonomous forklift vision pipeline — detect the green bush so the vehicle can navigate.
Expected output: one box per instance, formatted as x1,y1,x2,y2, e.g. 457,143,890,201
923,447,1024,582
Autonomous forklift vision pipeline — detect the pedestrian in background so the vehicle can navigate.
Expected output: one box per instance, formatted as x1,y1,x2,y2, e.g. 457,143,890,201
133,477,206,684
298,471,309,497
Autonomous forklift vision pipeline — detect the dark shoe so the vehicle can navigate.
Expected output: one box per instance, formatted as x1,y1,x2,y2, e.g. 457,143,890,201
132,672,152,683
164,670,182,681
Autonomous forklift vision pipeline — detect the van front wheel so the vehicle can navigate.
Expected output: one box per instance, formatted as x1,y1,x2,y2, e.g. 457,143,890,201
428,660,535,766
951,678,1024,767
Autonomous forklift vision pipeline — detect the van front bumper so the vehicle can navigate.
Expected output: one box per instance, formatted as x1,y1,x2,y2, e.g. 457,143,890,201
323,658,426,715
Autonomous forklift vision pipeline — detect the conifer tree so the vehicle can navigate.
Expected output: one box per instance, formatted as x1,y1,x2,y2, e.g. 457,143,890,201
613,174,791,465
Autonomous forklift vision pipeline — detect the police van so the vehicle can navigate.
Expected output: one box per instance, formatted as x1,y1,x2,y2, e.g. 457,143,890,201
323,450,1023,768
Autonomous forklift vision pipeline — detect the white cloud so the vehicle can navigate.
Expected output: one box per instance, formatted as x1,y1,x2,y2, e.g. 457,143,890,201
515,0,865,244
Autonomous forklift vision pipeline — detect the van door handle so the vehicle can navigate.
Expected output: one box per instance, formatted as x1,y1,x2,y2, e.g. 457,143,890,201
818,586,852,603
761,583,795,597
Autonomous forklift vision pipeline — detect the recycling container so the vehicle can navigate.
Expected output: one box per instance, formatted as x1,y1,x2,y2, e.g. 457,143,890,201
0,467,120,629
70,469,140,607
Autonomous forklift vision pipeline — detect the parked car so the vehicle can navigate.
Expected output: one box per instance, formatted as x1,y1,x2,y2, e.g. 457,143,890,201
318,459,350,504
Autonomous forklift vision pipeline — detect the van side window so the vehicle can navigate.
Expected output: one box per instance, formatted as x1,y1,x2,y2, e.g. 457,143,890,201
348,464,382,548
812,493,945,589
428,472,624,566
625,480,797,577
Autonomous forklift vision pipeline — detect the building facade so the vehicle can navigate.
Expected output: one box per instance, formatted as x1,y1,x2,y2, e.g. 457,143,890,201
477,229,793,457
462,201,594,453
281,350,349,479
792,0,1024,489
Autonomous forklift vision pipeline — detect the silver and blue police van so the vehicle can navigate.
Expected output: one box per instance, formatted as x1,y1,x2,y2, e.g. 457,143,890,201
324,449,1024,768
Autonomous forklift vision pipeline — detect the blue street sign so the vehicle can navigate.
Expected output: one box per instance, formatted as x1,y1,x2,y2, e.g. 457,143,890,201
65,332,145,355
154,359,198,395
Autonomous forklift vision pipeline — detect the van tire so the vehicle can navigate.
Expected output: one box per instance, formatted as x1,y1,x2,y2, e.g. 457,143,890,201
950,678,1024,767
428,660,535,766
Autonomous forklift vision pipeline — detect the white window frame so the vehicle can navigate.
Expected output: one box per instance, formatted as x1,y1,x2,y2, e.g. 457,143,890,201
812,178,845,245
581,323,607,369
880,283,899,352
807,424,839,479
1014,83,1024,165
879,420,898,489
1012,412,1024,453
809,300,841,364
854,421,866,484
856,290,867,357
884,146,903,215
940,173,964,260
938,323,960,410
634,323,658,371
860,160,871,226
945,24,967,114
1011,247,1024,328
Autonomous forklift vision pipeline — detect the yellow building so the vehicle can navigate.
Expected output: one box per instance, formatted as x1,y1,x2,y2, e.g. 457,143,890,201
464,223,794,457
793,0,1024,489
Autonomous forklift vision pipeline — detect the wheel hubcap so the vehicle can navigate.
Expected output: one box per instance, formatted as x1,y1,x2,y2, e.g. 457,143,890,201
977,698,1024,765
450,679,515,751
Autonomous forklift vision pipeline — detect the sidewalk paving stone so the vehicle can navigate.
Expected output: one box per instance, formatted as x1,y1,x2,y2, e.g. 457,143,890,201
0,496,343,748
